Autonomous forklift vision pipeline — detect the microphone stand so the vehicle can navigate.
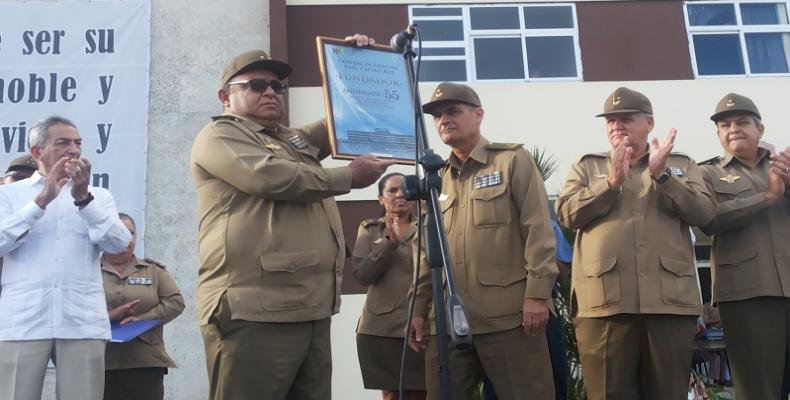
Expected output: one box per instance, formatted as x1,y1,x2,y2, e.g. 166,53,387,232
395,27,472,400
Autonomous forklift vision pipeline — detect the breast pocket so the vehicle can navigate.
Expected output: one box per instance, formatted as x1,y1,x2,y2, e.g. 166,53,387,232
366,291,399,315
259,249,320,311
715,245,759,293
439,193,456,232
578,257,620,309
659,257,699,307
470,184,511,227
711,180,753,199
477,268,527,319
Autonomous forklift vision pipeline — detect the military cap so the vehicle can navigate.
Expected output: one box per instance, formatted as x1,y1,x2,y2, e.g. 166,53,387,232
5,154,37,174
422,82,482,114
596,87,653,117
710,93,761,122
220,50,292,87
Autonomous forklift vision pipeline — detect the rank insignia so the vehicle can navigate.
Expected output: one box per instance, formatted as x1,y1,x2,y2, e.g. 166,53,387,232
288,135,308,149
474,171,502,189
129,278,153,286
264,143,281,150
669,167,684,177
720,175,741,183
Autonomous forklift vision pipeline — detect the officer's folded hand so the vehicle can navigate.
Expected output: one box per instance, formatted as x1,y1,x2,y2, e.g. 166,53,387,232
408,317,428,352
521,297,549,336
344,34,376,47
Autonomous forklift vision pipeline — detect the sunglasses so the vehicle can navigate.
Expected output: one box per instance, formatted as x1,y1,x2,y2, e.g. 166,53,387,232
227,79,288,94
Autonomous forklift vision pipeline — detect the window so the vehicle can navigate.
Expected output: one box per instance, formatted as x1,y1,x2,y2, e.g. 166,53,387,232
685,1,790,77
409,4,582,83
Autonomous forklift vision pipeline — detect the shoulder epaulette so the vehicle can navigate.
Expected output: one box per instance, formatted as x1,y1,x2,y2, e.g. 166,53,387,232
576,151,609,162
698,156,721,166
360,218,384,228
211,114,242,123
668,152,693,160
485,142,523,151
143,258,167,270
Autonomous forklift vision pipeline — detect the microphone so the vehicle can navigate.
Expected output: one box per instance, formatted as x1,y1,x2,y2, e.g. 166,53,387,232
390,25,416,52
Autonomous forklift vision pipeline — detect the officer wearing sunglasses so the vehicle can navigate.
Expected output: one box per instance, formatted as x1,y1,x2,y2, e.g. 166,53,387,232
190,34,394,400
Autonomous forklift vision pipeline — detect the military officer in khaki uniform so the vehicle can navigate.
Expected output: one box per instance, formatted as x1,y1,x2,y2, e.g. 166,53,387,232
556,87,714,400
354,173,425,400
699,93,790,400
190,35,393,400
408,82,558,400
3,154,37,184
101,213,185,400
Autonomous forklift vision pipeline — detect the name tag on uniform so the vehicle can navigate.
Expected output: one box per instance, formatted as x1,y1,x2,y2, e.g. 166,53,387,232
473,171,502,189
264,143,281,150
128,278,153,286
669,166,684,177
594,174,607,179
288,135,308,149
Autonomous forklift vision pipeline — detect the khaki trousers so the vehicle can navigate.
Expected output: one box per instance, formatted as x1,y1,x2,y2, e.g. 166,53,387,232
575,314,697,400
719,296,790,400
0,339,106,400
201,295,332,400
424,327,554,400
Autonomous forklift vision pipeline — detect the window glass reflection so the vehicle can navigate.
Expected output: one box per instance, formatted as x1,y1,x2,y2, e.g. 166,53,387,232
474,37,525,80
693,34,745,75
525,36,577,78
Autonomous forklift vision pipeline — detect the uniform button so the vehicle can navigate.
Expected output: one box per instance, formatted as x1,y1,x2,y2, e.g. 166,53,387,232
459,203,466,208
638,272,646,277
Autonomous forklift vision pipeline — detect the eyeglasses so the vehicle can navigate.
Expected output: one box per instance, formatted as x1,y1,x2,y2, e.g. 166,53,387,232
227,79,288,94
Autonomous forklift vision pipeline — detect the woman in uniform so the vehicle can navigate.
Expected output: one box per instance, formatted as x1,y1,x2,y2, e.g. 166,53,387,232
354,173,426,400
101,213,185,400
700,94,790,400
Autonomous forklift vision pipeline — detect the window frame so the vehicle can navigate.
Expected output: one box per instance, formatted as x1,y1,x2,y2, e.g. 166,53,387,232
684,0,790,78
409,3,583,83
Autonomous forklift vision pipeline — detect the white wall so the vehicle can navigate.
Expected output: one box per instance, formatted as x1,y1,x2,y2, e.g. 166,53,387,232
290,78,790,198
24,0,789,398
146,0,272,398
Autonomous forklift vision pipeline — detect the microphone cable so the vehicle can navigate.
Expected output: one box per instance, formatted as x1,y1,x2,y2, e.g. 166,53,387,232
398,26,424,400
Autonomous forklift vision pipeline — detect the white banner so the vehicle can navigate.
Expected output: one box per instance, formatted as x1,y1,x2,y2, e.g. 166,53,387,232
0,0,151,249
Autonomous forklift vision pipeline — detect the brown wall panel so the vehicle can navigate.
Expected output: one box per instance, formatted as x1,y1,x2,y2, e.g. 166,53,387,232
338,200,382,295
286,5,409,87
577,1,694,81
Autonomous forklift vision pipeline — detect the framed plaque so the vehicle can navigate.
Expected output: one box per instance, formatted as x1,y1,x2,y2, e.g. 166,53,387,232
316,36,416,165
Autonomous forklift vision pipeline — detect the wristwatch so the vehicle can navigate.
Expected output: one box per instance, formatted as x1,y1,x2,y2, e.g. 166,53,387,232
74,192,94,207
652,169,670,184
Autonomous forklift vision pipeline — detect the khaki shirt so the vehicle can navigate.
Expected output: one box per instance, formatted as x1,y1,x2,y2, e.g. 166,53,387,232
414,138,559,335
556,150,713,318
700,149,790,304
191,113,352,325
102,257,185,370
353,218,417,337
